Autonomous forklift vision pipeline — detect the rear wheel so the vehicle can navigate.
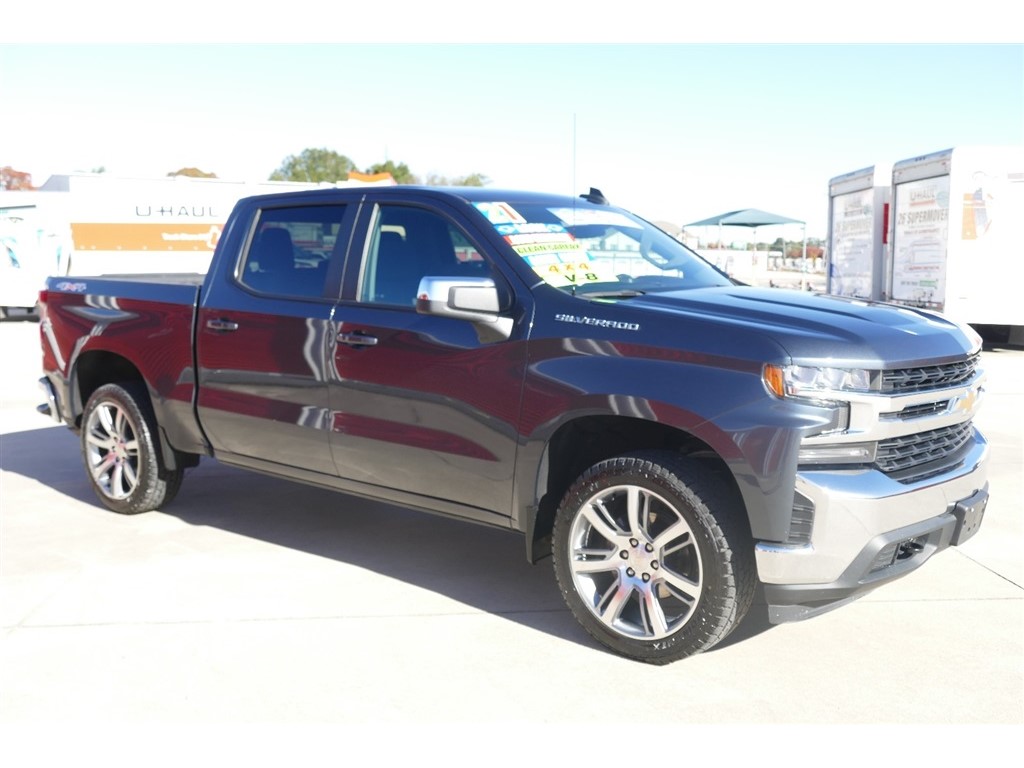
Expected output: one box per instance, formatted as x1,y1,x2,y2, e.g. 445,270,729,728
552,451,754,664
81,383,183,514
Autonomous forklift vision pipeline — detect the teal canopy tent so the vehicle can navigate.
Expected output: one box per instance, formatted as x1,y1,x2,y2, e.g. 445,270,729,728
684,208,807,273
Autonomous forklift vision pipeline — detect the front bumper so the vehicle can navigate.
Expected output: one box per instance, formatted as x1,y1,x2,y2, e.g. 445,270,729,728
756,431,989,623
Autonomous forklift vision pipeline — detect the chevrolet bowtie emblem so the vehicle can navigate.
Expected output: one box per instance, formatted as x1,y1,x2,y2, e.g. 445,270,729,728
951,386,982,415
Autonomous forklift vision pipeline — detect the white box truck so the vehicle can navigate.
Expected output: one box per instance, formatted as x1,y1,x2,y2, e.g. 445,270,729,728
1,173,395,317
827,163,891,301
37,173,340,277
887,146,1024,338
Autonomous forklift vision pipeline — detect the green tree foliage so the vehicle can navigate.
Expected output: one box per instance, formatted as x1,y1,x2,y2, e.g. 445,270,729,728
270,148,489,187
454,172,490,187
365,160,419,185
270,148,356,183
168,167,217,178
425,172,491,187
766,236,823,260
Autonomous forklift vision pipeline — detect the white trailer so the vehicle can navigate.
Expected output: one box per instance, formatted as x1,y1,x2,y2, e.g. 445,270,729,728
0,173,395,316
37,173,342,276
887,146,1024,335
826,163,891,301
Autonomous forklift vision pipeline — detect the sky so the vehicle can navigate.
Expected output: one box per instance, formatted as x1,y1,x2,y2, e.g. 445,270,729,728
2,7,1022,241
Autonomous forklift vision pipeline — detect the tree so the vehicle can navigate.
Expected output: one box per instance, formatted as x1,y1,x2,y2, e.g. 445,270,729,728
365,160,418,185
425,172,490,187
168,167,217,179
1,166,34,190
270,148,355,183
168,167,217,178
453,172,490,187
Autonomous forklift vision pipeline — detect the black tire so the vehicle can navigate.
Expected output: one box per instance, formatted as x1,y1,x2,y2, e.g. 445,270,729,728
552,451,755,664
80,382,184,514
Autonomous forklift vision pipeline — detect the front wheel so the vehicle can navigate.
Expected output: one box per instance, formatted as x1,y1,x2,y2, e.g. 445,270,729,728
552,451,755,664
81,383,183,514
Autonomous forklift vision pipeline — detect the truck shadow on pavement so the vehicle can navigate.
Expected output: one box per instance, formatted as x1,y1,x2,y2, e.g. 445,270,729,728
1,424,775,658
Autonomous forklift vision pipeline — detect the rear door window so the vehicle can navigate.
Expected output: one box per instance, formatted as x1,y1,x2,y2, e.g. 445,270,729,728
240,205,348,299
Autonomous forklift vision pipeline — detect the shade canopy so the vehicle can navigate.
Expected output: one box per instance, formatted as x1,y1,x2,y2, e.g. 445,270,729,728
685,208,804,228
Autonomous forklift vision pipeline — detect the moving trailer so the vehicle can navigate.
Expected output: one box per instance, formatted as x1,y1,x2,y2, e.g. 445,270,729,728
0,173,395,316
38,173,342,277
826,163,891,301
887,146,1024,336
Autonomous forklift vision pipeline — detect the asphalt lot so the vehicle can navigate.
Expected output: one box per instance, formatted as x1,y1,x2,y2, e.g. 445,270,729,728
1,315,1021,732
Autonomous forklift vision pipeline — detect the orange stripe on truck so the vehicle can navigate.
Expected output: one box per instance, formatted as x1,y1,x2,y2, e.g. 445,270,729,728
71,223,222,251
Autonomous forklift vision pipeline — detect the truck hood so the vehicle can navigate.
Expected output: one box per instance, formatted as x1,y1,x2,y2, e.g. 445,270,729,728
628,286,979,368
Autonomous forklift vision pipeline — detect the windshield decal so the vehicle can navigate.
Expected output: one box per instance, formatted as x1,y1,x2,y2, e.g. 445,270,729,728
473,202,526,225
495,223,566,235
548,208,641,229
524,253,617,288
504,231,576,246
512,240,584,257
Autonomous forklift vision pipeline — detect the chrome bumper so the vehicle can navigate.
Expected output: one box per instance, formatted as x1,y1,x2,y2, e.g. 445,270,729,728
756,431,989,622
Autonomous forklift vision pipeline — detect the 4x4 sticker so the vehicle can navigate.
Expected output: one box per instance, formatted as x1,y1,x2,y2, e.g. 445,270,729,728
527,256,616,288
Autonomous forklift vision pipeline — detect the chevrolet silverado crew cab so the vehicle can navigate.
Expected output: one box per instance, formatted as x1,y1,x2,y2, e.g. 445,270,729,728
37,185,989,663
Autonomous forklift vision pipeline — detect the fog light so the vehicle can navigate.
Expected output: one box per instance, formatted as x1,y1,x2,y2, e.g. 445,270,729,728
871,543,899,572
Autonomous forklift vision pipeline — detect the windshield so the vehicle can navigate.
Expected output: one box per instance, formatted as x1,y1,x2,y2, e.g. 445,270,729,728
473,200,732,296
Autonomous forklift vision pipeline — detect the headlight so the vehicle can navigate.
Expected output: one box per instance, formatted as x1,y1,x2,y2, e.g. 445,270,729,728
763,364,874,401
957,322,984,356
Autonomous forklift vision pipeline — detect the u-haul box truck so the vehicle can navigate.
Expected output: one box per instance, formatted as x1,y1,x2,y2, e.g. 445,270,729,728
826,163,891,301
0,173,395,316
887,146,1024,334
38,173,345,277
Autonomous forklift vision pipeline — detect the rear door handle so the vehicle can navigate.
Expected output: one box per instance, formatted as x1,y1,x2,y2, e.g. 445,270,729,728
337,331,378,347
206,318,239,332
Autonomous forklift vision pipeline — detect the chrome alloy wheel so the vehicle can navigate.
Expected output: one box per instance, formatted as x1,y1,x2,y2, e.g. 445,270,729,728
84,399,141,501
568,484,704,640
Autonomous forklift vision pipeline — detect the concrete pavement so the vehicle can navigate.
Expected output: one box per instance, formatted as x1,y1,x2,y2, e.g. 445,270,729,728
1,316,1021,728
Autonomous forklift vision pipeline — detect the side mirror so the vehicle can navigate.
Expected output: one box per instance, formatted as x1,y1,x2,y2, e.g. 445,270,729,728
415,276,513,339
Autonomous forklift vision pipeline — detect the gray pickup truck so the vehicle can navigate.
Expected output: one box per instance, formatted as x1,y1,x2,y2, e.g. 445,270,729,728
38,185,989,663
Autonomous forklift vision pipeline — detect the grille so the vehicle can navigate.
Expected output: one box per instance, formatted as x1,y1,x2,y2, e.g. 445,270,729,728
875,421,974,475
881,401,951,421
881,354,979,394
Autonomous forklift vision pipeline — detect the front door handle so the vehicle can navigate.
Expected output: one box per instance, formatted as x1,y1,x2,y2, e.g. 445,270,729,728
206,318,239,332
337,331,378,347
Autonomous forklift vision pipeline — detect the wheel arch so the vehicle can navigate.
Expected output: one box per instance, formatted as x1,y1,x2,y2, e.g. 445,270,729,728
73,351,196,474
522,414,748,563
72,350,147,427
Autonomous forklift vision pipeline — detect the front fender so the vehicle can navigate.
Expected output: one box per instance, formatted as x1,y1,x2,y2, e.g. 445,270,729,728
512,340,834,550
